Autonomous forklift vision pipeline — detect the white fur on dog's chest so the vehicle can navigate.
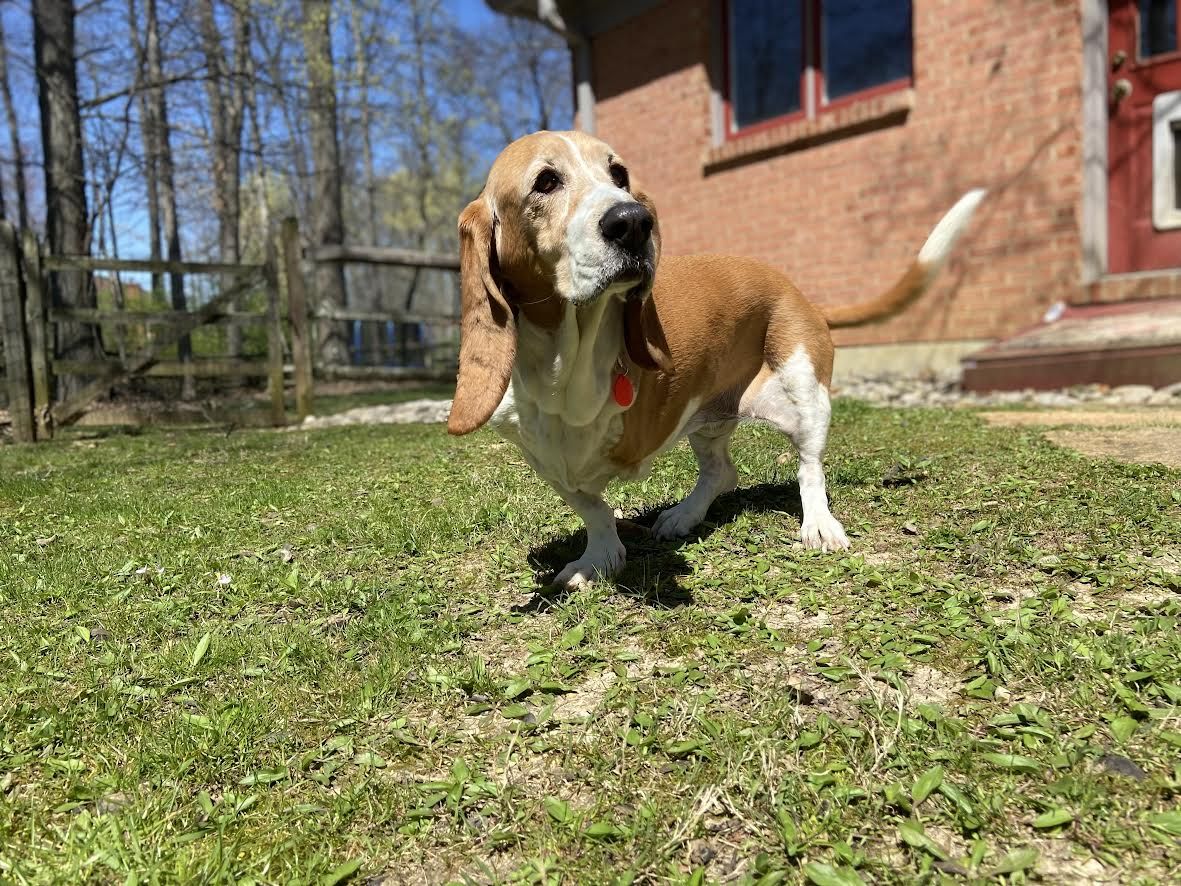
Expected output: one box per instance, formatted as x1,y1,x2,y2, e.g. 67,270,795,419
491,383,624,492
488,298,632,494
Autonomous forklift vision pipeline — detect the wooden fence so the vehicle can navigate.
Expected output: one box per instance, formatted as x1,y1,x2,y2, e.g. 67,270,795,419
0,218,459,443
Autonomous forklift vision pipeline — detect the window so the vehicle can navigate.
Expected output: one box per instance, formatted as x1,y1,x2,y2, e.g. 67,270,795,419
727,0,913,134
1140,0,1178,59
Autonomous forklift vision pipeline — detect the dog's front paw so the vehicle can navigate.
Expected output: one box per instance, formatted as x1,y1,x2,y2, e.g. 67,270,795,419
553,538,626,589
799,514,850,552
652,502,705,540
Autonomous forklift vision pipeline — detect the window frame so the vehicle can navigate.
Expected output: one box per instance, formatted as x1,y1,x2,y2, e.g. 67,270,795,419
723,0,914,140
1137,0,1181,64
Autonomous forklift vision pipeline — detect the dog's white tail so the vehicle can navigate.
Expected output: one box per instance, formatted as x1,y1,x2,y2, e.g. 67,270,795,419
824,188,986,329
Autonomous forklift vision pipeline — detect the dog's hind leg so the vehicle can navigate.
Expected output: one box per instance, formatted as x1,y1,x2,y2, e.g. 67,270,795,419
740,347,849,552
652,419,740,540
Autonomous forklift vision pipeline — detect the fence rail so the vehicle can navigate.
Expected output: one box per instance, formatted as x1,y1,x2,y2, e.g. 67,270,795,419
0,216,460,443
309,244,460,271
41,255,267,275
51,307,273,327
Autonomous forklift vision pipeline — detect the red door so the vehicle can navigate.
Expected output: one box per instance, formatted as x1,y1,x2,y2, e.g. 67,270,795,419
1109,0,1181,272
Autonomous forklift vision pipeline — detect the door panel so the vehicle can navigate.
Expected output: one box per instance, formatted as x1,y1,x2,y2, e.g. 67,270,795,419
1109,0,1181,271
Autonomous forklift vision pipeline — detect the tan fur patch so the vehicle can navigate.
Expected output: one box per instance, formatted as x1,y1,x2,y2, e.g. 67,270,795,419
610,255,835,467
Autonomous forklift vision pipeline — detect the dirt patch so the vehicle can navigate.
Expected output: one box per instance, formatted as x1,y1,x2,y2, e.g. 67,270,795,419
1138,547,1181,573
979,409,1181,467
1044,428,1181,468
979,409,1181,428
1067,581,1176,622
861,549,905,567
900,665,960,706
1033,838,1120,884
550,668,618,722
759,600,832,634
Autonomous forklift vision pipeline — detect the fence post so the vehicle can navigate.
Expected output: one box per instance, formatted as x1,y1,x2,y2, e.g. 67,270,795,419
0,221,35,443
21,230,53,439
264,236,286,427
281,217,314,420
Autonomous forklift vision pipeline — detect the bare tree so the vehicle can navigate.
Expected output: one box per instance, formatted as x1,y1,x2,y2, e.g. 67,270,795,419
197,0,249,358
128,0,162,297
480,15,571,144
346,0,384,361
0,14,29,229
34,0,99,396
301,0,348,363
132,0,193,397
254,6,311,221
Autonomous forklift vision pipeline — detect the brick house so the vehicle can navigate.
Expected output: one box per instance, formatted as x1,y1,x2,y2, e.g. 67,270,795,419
490,1,1181,383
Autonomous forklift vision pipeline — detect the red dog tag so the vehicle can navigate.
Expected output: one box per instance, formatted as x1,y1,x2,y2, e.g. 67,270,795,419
613,373,635,408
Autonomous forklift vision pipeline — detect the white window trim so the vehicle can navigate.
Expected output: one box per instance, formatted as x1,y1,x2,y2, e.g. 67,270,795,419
1152,90,1181,230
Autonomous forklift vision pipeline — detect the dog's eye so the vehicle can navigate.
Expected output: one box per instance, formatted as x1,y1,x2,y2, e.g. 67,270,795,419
532,170,562,195
609,163,630,191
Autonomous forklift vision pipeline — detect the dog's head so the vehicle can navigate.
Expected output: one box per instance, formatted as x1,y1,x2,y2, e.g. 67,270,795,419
448,131,672,436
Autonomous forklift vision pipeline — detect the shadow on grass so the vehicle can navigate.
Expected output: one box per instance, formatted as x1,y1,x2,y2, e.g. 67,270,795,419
519,480,806,612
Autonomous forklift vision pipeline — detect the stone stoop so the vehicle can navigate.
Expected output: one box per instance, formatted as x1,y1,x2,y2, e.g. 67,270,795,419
961,298,1181,392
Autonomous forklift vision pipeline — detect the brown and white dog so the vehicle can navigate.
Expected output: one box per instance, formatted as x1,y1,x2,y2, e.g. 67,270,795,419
447,130,984,588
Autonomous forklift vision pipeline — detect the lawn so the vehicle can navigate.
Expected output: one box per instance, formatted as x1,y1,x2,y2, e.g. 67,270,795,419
1,402,1178,884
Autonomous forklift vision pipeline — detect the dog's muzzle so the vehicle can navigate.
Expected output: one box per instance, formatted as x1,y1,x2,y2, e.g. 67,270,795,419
594,201,655,293
599,201,653,258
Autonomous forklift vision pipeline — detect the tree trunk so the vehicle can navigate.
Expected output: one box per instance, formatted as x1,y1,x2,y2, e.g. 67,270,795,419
128,0,162,300
349,1,382,364
0,16,29,229
301,0,348,364
33,0,98,398
141,0,193,399
256,20,311,221
198,0,248,360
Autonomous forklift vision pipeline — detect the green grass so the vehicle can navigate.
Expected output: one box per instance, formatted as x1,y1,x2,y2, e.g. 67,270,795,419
1,402,1178,884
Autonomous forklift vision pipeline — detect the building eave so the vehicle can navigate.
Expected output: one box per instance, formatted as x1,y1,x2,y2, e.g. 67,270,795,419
485,0,660,39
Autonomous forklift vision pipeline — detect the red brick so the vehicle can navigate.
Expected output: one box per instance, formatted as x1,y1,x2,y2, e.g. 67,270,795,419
589,0,1091,346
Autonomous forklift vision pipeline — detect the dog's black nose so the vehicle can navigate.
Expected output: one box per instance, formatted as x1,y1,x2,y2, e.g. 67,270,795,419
599,201,653,254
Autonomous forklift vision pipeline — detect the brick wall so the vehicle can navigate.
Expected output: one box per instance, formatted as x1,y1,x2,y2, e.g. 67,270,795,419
591,0,1086,347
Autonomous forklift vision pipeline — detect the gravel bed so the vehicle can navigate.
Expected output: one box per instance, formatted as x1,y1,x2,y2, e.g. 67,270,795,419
289,377,1181,430
835,375,1181,409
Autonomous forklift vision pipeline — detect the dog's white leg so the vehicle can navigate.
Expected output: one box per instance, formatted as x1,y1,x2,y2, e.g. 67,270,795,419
652,420,739,539
743,349,849,552
552,487,626,588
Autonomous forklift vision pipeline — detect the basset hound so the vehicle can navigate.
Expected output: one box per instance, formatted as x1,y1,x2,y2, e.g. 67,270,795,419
448,130,984,588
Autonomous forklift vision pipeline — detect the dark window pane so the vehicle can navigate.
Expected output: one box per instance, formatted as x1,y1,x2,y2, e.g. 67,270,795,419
730,0,803,129
1141,0,1178,58
1174,122,1181,212
823,0,912,101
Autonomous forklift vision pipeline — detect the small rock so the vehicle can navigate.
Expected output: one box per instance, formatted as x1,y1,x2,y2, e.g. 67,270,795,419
1108,384,1155,405
94,793,132,814
689,841,718,867
1033,391,1078,407
1099,753,1147,780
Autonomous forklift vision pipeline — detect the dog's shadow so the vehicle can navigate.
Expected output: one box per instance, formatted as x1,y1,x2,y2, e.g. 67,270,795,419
518,480,805,612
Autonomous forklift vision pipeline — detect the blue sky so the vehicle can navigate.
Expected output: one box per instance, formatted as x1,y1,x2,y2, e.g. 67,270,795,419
0,0,539,258
454,0,498,30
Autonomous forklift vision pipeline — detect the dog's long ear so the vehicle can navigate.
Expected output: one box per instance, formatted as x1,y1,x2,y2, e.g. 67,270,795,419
624,296,673,373
448,197,516,435
623,187,674,373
